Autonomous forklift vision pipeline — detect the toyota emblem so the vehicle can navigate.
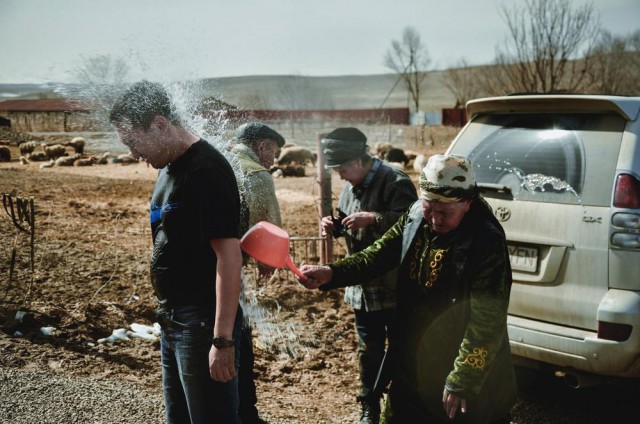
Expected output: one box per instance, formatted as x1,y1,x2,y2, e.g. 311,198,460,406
495,206,511,222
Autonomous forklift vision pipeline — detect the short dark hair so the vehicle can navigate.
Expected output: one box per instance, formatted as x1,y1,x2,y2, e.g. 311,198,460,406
109,80,180,130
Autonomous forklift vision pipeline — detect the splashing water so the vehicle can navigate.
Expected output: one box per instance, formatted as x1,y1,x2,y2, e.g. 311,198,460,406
241,273,312,359
520,173,578,197
481,151,583,204
56,61,306,357
498,167,583,205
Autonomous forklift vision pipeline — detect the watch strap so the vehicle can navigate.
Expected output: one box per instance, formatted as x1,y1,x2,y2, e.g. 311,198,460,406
212,336,235,348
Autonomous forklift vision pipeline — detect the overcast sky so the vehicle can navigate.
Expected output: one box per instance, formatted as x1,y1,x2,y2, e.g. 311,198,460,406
1,0,639,84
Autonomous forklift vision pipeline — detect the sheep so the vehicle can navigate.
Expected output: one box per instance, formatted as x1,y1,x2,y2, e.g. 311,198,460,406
73,156,98,166
111,153,139,164
275,146,316,167
386,161,406,171
404,149,419,162
27,151,48,161
270,164,306,177
385,148,409,169
372,142,394,159
413,154,429,174
55,154,81,167
39,160,54,169
40,143,68,160
276,142,298,158
64,137,86,154
0,146,10,162
96,152,112,165
19,141,37,156
19,156,29,165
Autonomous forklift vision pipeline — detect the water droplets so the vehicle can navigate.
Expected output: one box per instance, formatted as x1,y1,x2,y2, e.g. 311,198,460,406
55,63,308,356
496,166,583,205
520,173,578,196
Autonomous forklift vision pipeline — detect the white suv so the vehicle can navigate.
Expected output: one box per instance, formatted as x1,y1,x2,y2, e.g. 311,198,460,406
446,94,640,387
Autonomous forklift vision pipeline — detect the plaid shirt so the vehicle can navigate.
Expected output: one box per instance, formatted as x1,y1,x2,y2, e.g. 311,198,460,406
338,158,417,311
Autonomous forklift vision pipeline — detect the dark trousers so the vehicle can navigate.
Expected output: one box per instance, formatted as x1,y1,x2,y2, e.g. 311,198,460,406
159,305,242,424
238,322,261,423
354,307,395,401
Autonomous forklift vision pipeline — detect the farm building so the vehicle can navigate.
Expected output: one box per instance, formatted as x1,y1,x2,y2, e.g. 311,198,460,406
0,99,93,132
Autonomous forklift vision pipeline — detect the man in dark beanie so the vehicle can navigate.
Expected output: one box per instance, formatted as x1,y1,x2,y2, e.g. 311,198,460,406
298,154,517,423
319,127,417,424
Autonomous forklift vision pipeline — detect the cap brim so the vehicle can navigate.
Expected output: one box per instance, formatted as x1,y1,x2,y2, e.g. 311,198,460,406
324,159,352,168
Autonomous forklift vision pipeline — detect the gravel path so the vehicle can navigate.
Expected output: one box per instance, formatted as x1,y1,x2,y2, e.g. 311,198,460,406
0,368,165,424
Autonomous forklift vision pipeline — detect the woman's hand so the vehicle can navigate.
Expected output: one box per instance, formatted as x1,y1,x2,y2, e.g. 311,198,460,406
298,264,333,289
442,388,467,420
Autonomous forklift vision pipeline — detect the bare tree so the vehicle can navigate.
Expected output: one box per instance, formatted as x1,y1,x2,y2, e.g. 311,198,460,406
585,30,640,95
487,0,600,94
384,27,431,111
630,31,640,95
75,54,130,88
63,54,131,129
443,59,484,107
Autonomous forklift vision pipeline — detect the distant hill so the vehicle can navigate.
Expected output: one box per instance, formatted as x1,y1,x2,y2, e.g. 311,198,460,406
199,72,455,111
0,71,457,112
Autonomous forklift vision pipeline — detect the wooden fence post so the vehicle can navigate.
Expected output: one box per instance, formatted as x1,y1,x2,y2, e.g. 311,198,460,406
316,132,333,263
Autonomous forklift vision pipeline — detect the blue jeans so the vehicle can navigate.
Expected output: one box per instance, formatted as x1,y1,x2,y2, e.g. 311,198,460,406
159,305,243,424
354,307,395,401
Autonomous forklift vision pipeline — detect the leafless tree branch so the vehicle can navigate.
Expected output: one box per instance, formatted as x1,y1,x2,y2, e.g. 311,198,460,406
384,27,431,111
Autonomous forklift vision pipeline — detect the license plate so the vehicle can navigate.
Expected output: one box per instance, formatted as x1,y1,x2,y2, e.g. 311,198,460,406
508,244,538,273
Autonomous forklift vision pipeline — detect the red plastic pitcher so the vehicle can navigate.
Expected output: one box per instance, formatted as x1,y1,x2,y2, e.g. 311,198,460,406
240,221,307,281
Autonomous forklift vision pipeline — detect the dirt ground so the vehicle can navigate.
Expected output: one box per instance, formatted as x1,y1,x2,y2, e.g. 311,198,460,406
0,141,434,423
3,138,640,424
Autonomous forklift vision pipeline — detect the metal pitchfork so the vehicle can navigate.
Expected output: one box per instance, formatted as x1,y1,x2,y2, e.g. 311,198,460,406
2,193,35,300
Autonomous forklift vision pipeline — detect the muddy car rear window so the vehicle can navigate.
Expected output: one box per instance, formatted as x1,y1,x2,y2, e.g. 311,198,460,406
452,113,626,206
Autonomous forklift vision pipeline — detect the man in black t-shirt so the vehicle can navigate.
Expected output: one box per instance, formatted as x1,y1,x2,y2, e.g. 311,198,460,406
110,81,244,424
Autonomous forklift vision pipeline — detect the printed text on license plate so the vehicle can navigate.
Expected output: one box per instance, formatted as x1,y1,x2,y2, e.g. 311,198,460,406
508,244,538,273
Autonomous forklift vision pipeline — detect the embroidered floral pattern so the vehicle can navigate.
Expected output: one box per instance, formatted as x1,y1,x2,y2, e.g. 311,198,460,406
409,232,447,287
463,347,488,370
427,250,445,287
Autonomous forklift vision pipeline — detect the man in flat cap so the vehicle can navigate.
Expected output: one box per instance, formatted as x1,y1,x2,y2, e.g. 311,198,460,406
299,154,517,423
233,121,284,237
319,127,417,424
231,121,285,424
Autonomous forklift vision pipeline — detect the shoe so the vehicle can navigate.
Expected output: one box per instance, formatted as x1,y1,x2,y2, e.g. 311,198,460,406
358,400,380,424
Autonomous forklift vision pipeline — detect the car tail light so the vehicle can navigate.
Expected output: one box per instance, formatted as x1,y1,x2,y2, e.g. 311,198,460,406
612,213,640,229
597,321,632,341
611,232,640,248
613,174,640,209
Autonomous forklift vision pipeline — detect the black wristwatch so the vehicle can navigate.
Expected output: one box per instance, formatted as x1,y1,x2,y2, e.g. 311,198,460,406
212,336,235,349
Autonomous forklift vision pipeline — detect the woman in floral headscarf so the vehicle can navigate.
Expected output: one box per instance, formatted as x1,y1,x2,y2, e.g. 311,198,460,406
299,154,517,424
